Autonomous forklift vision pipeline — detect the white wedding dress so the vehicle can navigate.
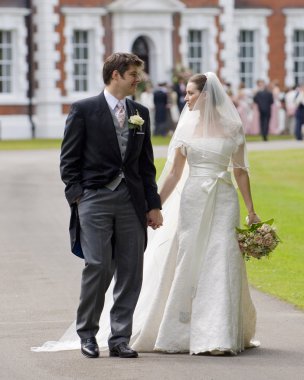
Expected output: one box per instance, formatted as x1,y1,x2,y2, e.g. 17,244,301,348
32,137,257,355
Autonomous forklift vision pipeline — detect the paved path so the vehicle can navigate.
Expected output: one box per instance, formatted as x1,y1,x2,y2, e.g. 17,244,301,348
0,141,303,380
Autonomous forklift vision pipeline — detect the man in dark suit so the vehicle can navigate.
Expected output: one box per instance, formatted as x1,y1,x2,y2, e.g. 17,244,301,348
295,83,304,140
173,78,186,113
60,52,163,359
253,80,274,141
153,82,169,136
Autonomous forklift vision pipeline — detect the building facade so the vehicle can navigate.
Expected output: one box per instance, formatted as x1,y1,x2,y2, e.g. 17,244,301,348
0,0,304,139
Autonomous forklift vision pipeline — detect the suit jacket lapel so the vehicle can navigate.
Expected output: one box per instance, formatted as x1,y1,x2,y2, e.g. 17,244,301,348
97,92,122,161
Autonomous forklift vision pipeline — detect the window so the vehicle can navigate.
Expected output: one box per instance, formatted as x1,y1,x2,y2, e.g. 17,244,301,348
239,30,255,88
0,30,13,93
72,30,89,92
188,30,206,74
293,30,304,85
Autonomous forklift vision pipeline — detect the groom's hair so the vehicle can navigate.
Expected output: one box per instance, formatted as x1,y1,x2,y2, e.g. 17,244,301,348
103,52,144,85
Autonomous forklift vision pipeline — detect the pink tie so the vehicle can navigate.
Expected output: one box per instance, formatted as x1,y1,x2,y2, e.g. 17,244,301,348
115,101,126,128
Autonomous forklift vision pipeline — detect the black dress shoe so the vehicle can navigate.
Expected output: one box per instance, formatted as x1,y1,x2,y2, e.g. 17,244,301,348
109,342,138,358
81,337,100,358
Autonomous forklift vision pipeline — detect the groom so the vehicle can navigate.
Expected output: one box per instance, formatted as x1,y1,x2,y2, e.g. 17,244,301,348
60,52,163,359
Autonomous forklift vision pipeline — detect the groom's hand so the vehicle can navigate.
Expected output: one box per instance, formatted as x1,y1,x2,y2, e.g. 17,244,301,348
147,209,163,230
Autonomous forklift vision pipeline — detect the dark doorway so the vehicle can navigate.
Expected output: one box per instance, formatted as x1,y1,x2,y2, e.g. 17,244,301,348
132,37,149,74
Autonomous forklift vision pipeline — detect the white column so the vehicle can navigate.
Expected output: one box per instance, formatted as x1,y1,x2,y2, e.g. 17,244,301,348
33,0,62,138
219,0,236,84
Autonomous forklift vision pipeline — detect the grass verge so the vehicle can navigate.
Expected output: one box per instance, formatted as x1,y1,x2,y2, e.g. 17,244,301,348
0,134,293,150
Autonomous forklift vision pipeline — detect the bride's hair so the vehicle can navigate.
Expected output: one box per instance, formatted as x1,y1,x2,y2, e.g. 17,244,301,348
188,74,207,92
188,74,224,107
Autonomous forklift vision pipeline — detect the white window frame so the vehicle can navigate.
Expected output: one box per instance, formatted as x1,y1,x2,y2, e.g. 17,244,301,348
62,7,106,101
293,30,304,85
0,30,13,93
0,8,29,105
233,9,271,90
238,30,256,88
180,8,219,74
187,29,208,74
72,30,91,93
283,9,304,87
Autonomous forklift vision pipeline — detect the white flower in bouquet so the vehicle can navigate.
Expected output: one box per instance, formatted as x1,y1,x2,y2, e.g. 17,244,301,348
236,218,281,260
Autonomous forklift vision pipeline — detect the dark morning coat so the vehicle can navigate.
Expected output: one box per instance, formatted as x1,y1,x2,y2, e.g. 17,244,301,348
60,92,161,258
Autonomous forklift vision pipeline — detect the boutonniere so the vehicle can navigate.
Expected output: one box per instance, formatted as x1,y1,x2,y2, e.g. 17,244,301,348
128,110,145,134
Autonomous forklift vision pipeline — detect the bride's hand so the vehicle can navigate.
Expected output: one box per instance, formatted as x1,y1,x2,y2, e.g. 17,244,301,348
246,212,261,226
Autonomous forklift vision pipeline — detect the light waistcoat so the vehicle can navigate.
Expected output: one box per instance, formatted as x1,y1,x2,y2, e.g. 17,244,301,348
105,106,129,190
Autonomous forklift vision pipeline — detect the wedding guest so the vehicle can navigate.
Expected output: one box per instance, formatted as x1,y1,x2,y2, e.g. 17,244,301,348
269,80,284,135
253,80,273,141
235,82,252,134
139,82,155,134
295,83,304,140
154,82,169,136
173,77,187,113
283,86,297,135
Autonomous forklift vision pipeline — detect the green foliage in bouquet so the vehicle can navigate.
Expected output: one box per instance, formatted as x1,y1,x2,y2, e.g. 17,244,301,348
236,219,281,261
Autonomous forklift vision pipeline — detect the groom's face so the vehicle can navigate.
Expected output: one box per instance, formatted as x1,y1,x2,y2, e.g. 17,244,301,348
116,65,142,97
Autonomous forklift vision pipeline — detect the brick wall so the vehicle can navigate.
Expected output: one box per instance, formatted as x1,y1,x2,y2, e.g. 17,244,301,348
181,0,219,6
55,5,67,96
102,13,112,60
60,0,111,6
0,0,27,6
172,13,182,65
0,105,28,115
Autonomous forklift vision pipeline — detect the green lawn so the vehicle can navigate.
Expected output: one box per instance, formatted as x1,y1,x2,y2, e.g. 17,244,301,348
0,138,62,150
155,149,304,310
0,137,171,150
0,134,293,150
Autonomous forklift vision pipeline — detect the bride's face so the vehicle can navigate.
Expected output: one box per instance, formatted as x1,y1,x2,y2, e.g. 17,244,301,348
185,82,201,110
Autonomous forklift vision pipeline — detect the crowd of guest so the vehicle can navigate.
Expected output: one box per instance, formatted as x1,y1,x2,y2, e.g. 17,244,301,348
234,79,304,141
138,77,304,141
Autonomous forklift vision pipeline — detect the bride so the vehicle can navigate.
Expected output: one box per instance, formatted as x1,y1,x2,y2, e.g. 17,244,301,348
33,72,260,356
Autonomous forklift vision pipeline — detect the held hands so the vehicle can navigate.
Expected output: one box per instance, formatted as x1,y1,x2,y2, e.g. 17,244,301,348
147,209,163,230
246,212,261,226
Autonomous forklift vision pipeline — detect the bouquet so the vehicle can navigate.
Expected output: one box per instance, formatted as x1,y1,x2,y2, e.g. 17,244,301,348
236,218,281,260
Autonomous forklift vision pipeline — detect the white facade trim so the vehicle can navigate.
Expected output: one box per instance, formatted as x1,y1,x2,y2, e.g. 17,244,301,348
283,8,304,86
33,0,62,137
112,13,175,84
180,9,219,74
0,116,31,140
0,8,30,16
0,9,29,105
61,7,107,16
219,0,234,83
235,9,272,17
228,9,272,90
108,0,185,13
33,0,61,102
62,8,105,102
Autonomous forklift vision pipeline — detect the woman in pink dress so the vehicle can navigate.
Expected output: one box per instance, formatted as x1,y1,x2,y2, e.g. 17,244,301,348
235,82,253,134
269,80,284,135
